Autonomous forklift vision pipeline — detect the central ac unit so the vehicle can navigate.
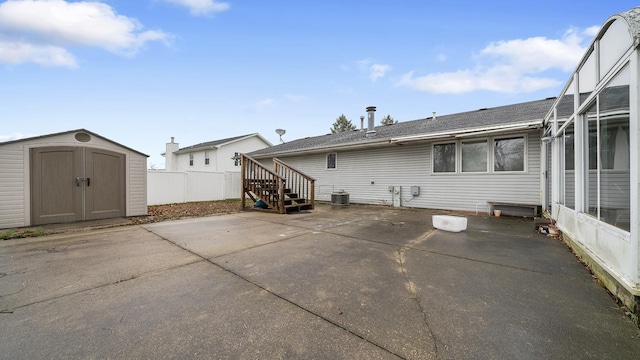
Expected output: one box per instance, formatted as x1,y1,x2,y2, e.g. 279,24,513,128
331,192,349,206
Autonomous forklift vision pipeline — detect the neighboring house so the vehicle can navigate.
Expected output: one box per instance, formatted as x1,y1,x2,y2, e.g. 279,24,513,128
248,101,553,216
543,7,639,320
0,129,148,228
163,133,272,172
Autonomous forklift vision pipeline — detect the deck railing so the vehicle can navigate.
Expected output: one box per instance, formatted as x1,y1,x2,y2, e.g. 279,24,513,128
241,154,286,213
273,158,315,210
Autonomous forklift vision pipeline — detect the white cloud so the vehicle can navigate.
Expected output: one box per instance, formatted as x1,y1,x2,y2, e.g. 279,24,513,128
253,98,276,111
357,59,392,81
0,40,77,67
285,94,308,102
0,132,35,142
158,0,230,16
397,27,592,94
0,0,171,67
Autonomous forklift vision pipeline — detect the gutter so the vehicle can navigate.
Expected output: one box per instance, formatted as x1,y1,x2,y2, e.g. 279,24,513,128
250,139,391,159
390,120,542,144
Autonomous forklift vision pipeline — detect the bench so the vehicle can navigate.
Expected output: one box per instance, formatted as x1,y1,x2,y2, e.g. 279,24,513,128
488,202,541,217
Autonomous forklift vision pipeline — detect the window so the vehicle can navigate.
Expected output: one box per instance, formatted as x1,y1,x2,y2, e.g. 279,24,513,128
234,152,241,166
326,153,337,169
583,65,630,231
494,137,524,171
189,153,194,166
562,122,575,209
433,143,456,173
205,151,210,165
461,140,487,172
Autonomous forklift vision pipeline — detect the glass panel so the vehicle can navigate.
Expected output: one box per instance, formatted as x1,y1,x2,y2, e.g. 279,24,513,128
599,19,632,80
584,102,598,217
599,66,630,231
494,137,524,171
461,140,487,172
563,122,575,209
433,143,456,173
579,49,596,105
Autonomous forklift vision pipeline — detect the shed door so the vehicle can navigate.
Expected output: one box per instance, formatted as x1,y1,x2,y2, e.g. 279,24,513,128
31,147,126,225
85,148,126,220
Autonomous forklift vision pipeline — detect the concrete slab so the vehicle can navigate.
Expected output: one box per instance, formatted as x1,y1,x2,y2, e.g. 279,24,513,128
1,262,396,359
0,226,200,312
1,204,639,359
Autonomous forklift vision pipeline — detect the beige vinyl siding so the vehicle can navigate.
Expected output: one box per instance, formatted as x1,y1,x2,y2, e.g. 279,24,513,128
128,153,148,216
269,129,542,214
0,145,25,228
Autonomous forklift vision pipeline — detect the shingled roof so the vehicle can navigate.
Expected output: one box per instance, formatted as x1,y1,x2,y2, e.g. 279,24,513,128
249,97,556,158
174,133,268,154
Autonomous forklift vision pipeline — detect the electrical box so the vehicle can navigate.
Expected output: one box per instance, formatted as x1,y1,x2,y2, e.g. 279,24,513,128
411,186,420,196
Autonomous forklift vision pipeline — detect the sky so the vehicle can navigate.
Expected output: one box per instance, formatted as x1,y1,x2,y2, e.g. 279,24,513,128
1,0,638,169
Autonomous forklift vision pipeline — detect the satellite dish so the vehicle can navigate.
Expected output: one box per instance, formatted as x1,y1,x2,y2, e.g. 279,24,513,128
275,129,286,143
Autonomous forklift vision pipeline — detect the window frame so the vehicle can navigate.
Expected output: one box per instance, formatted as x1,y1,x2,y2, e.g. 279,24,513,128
432,141,457,174
492,134,527,173
189,153,194,167
204,151,210,165
461,139,488,173
326,152,337,170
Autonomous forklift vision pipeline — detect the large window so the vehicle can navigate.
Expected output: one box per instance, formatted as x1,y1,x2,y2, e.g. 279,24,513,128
433,143,455,173
494,137,525,171
461,140,487,172
582,65,630,231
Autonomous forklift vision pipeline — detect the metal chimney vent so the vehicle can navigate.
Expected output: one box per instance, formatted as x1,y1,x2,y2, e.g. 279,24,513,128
366,106,376,137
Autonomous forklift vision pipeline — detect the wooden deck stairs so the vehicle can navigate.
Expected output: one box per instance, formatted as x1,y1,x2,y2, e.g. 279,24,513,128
241,155,315,214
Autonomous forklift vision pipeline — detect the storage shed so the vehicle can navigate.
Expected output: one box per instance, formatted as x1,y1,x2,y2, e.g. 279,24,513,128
0,129,148,228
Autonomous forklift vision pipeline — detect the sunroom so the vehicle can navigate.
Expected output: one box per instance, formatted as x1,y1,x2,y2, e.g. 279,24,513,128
543,7,638,316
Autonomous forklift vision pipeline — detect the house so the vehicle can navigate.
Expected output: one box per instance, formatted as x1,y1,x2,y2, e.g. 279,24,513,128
163,133,272,172
248,100,553,216
0,129,148,229
246,5,640,321
543,7,639,319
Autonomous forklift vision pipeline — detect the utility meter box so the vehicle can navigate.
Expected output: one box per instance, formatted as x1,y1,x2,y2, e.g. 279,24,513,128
411,186,420,196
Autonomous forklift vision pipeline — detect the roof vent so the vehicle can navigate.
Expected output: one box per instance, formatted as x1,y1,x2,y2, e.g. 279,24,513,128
74,132,91,142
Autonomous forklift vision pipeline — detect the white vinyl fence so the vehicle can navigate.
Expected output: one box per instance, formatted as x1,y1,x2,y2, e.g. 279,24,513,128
147,170,241,205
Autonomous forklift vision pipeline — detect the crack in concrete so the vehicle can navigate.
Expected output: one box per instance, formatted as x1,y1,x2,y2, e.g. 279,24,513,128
143,224,408,359
397,229,445,360
0,258,203,314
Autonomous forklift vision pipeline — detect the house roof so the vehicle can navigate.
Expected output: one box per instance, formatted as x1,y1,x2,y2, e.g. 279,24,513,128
0,128,148,157
248,97,556,158
174,133,272,154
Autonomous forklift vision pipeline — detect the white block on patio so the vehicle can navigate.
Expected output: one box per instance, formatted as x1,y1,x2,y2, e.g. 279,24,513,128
432,215,468,232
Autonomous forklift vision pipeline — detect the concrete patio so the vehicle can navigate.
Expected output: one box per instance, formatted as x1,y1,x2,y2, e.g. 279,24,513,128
1,204,638,359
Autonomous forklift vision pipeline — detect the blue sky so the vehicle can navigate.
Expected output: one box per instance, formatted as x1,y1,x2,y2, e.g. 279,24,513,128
1,0,638,169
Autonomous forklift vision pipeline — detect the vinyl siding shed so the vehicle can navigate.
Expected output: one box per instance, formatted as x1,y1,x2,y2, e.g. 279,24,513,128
0,129,148,228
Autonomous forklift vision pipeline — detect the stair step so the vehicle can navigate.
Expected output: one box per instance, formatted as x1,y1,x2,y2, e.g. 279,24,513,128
285,203,313,213
284,198,307,206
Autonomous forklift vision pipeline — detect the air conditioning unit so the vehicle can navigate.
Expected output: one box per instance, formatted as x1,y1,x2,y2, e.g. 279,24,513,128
331,191,349,206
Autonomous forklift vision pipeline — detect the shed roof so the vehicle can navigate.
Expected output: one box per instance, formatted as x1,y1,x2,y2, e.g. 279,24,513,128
249,97,555,158
0,128,148,157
